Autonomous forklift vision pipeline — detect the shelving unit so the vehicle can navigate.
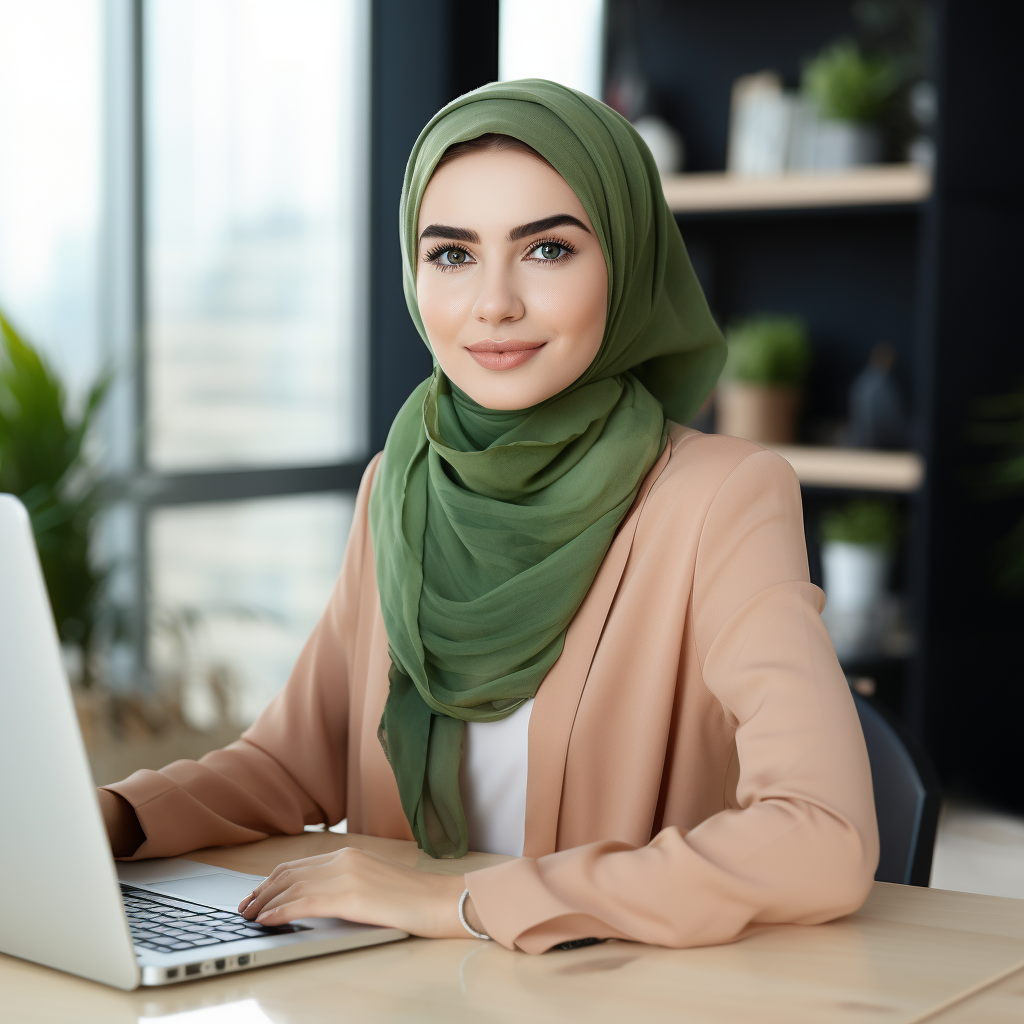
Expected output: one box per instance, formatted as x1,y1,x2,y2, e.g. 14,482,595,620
609,0,1022,805
609,0,933,723
661,166,931,215
770,446,924,492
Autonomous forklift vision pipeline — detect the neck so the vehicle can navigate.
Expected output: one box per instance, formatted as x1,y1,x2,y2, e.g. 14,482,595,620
446,377,535,449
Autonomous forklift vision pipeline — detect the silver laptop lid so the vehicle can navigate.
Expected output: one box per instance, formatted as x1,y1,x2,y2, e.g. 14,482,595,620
0,494,140,990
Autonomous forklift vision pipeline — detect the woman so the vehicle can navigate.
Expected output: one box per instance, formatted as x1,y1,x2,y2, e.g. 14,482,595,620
99,80,878,953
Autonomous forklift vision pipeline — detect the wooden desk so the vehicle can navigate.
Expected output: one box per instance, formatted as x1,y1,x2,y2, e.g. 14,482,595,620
3,832,1023,1023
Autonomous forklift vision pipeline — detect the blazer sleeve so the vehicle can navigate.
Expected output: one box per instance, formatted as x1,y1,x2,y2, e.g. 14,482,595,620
464,449,879,952
102,454,382,860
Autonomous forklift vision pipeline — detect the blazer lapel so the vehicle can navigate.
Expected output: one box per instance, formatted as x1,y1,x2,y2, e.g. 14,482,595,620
523,441,672,858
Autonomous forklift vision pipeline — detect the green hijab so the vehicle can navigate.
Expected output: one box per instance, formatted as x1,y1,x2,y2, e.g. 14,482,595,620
369,80,725,858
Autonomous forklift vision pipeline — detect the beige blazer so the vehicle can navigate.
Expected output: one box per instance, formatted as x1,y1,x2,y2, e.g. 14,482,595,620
106,424,879,953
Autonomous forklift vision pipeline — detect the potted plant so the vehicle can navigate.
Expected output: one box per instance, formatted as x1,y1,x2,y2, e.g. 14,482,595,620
819,499,900,661
716,313,810,444
0,310,111,688
969,387,1024,590
798,41,896,169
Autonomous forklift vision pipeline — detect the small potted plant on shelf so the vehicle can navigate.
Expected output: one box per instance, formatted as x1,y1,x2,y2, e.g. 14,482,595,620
799,40,896,169
716,313,810,445
819,498,900,662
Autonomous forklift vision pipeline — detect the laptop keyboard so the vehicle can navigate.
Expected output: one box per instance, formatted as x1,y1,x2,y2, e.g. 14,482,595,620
121,883,311,953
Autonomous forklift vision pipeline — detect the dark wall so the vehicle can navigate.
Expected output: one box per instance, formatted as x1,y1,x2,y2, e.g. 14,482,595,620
909,0,1024,808
369,0,499,453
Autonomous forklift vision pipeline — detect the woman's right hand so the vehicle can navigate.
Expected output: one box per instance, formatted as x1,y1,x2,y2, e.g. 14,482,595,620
97,788,146,858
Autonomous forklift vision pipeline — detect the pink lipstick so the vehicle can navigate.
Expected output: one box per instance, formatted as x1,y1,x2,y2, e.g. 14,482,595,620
465,339,546,371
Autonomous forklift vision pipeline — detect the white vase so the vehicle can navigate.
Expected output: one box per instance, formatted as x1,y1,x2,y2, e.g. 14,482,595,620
820,541,890,661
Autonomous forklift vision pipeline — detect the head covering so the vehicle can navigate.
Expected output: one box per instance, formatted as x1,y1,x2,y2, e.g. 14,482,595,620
370,79,725,858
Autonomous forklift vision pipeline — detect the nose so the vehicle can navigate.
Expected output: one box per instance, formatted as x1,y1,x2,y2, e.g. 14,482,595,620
471,263,525,327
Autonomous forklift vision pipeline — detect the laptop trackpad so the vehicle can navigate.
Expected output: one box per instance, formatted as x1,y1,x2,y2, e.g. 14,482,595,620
143,872,262,909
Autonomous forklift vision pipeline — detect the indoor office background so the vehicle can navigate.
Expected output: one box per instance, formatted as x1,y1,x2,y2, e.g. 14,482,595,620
0,0,1020,895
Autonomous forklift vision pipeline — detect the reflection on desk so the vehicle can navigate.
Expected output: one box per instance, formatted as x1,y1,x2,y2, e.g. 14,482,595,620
3,831,1024,1023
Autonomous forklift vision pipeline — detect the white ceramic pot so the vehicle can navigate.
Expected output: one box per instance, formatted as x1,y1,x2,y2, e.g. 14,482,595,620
820,541,890,661
808,120,882,170
821,541,889,608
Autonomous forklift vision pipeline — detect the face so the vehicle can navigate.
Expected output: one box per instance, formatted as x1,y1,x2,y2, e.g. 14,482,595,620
416,148,608,411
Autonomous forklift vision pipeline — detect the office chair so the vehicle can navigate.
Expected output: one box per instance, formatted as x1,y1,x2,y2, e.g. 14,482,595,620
852,691,942,886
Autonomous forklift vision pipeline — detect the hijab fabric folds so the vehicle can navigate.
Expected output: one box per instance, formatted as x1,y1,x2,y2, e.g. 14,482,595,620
369,80,725,858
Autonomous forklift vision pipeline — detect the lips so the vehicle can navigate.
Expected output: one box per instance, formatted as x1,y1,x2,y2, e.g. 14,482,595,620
465,340,546,371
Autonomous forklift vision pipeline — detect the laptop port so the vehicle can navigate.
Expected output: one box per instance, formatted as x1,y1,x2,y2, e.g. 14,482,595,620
165,968,179,979
185,964,202,976
215,959,226,971
237,955,250,966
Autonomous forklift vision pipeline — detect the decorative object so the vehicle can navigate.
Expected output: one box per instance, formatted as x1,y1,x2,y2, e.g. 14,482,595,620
717,314,810,444
907,79,937,169
632,115,684,174
0,310,111,687
847,343,909,449
820,499,900,661
727,72,795,177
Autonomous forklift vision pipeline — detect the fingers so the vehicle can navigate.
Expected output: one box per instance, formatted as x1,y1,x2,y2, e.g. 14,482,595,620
254,897,320,926
255,880,316,922
238,856,329,917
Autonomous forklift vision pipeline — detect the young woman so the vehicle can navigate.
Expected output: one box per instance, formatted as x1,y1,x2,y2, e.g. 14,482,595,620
99,80,878,953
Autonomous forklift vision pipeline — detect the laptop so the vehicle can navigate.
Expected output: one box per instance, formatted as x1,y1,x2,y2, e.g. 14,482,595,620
0,493,407,989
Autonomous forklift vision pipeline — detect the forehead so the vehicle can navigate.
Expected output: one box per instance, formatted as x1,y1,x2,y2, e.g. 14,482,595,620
417,148,591,234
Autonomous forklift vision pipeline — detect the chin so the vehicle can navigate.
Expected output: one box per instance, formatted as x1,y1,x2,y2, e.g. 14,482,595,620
457,376,554,411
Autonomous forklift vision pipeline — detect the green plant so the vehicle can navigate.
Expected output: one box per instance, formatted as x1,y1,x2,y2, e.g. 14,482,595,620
821,499,900,547
802,40,897,123
968,388,1024,590
724,314,811,387
0,310,111,684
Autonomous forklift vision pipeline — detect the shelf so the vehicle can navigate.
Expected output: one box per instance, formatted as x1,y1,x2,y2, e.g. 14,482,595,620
661,165,931,214
768,445,924,492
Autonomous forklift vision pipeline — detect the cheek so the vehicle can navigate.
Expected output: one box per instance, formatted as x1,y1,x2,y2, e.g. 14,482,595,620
531,259,607,356
416,276,464,354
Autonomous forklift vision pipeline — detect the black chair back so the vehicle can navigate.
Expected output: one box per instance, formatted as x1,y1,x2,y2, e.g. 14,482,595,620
852,691,942,886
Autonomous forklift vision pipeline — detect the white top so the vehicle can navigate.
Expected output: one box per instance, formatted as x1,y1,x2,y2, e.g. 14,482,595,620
459,698,533,857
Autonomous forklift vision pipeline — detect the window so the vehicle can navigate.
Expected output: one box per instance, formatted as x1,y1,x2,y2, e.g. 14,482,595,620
0,0,103,401
0,0,371,726
146,0,367,470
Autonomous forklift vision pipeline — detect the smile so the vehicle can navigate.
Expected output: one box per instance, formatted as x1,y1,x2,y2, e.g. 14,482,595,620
465,340,546,371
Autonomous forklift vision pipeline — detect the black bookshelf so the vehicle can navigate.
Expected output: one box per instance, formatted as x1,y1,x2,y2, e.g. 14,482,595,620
608,0,1024,810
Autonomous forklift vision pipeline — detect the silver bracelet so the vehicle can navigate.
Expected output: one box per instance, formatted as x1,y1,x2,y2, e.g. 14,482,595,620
458,887,491,940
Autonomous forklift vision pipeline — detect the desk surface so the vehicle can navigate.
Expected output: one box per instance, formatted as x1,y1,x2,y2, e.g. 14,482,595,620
4,831,1023,1024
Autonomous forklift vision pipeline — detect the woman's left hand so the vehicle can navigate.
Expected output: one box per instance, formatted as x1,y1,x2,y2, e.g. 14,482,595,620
237,846,471,939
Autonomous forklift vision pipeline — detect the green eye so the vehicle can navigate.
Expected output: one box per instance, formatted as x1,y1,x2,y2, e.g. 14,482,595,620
535,243,565,260
441,248,467,265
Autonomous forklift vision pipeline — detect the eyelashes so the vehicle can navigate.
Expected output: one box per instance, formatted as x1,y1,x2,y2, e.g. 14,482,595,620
422,243,471,269
422,237,579,271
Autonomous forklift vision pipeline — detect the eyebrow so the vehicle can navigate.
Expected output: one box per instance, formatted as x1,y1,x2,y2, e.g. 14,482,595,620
507,214,590,241
418,213,591,246
419,224,480,243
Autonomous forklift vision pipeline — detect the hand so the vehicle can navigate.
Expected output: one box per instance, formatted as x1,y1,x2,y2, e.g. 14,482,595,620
237,846,488,939
97,788,145,858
